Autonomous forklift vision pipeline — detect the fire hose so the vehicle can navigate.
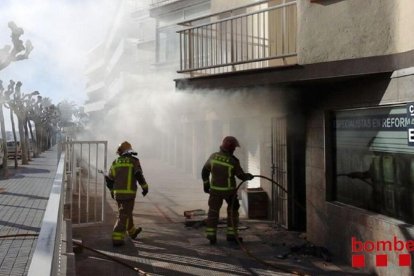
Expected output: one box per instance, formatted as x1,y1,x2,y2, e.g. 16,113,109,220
230,174,308,276
0,234,148,275
65,240,148,275
0,175,308,275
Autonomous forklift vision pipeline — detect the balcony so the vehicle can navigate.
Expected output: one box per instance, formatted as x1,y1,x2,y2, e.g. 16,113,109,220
177,0,297,77
85,81,105,95
150,0,180,8
150,0,209,17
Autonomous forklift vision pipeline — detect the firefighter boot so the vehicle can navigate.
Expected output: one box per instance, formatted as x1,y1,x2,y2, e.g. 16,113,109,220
226,235,243,243
112,231,125,246
129,227,142,240
207,235,217,245
112,240,125,247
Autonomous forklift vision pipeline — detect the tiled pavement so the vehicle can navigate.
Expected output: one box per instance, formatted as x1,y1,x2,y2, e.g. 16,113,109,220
0,148,58,276
0,148,368,276
73,159,368,276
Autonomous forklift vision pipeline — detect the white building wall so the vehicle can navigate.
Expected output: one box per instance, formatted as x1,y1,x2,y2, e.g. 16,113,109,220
297,0,414,64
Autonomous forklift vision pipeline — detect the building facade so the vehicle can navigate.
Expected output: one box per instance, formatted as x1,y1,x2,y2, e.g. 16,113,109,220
84,0,414,273
149,0,212,174
174,0,414,274
84,0,162,156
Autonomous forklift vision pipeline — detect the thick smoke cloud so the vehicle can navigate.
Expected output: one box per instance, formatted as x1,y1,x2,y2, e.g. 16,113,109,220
76,2,291,188
82,68,288,167
0,0,117,105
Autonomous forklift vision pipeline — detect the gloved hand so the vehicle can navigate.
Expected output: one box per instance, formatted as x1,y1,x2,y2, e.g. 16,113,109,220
245,173,254,181
105,176,114,190
203,183,210,194
142,188,148,197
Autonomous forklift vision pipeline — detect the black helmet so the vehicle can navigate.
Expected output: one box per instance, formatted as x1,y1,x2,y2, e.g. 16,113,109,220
117,141,132,155
221,136,240,152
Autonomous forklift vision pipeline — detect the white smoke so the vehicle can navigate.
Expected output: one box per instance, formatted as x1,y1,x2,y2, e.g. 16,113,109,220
0,0,117,106
82,67,289,163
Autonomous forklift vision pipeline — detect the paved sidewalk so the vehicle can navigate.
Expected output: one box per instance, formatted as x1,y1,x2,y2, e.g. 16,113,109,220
0,148,58,276
73,159,368,276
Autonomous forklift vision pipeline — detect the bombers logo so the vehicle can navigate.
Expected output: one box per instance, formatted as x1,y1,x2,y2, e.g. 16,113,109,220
351,237,413,267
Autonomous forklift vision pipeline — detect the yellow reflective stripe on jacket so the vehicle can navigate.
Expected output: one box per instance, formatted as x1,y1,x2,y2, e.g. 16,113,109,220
112,161,135,194
114,190,136,194
210,186,233,191
112,163,134,169
128,165,132,191
210,159,234,190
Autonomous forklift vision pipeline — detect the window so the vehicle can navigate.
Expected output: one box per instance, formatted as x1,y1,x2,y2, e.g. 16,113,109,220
331,105,414,224
157,27,179,64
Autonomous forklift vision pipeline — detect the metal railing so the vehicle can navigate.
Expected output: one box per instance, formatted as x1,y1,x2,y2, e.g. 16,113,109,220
64,140,108,226
27,140,108,276
177,1,297,75
27,153,70,276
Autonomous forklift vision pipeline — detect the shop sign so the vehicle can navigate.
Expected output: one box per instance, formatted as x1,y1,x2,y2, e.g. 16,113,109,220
334,114,414,131
334,105,414,147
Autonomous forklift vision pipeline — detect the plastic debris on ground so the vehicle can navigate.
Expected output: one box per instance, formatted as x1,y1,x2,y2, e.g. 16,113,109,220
184,209,207,228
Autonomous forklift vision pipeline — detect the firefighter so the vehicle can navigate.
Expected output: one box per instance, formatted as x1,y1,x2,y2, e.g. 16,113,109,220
201,136,254,245
105,141,149,246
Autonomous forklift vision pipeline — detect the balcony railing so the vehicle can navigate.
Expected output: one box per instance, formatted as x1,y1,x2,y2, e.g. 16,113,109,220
177,1,297,76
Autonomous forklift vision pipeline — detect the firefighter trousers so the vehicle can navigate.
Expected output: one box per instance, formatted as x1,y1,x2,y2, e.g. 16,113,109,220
206,192,240,238
112,198,138,244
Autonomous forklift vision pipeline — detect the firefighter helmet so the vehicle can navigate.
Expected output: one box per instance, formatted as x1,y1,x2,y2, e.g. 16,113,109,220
117,141,132,155
221,136,240,152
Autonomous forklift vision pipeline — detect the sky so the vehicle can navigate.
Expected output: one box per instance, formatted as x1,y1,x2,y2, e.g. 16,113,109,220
0,0,117,107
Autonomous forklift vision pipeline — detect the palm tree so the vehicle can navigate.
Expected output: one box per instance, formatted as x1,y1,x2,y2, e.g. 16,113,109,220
0,81,9,176
4,80,19,168
31,96,43,155
12,81,29,164
5,81,35,165
44,104,60,148
32,96,56,152
0,22,33,70
57,100,76,137
73,106,89,136
24,95,39,158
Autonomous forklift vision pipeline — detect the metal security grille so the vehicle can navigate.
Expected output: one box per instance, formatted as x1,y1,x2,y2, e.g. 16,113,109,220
271,117,288,228
63,140,108,226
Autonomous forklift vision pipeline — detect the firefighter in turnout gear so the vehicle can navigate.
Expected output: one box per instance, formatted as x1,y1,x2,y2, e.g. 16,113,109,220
105,141,149,246
201,136,254,245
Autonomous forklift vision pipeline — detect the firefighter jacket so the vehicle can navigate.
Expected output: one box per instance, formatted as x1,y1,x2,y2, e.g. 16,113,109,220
201,148,250,194
108,153,148,200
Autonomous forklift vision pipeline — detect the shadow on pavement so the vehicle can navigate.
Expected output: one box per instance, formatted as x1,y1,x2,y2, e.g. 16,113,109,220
0,219,40,232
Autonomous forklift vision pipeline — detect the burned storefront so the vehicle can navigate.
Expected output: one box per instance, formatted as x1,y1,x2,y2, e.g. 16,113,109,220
331,105,414,224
